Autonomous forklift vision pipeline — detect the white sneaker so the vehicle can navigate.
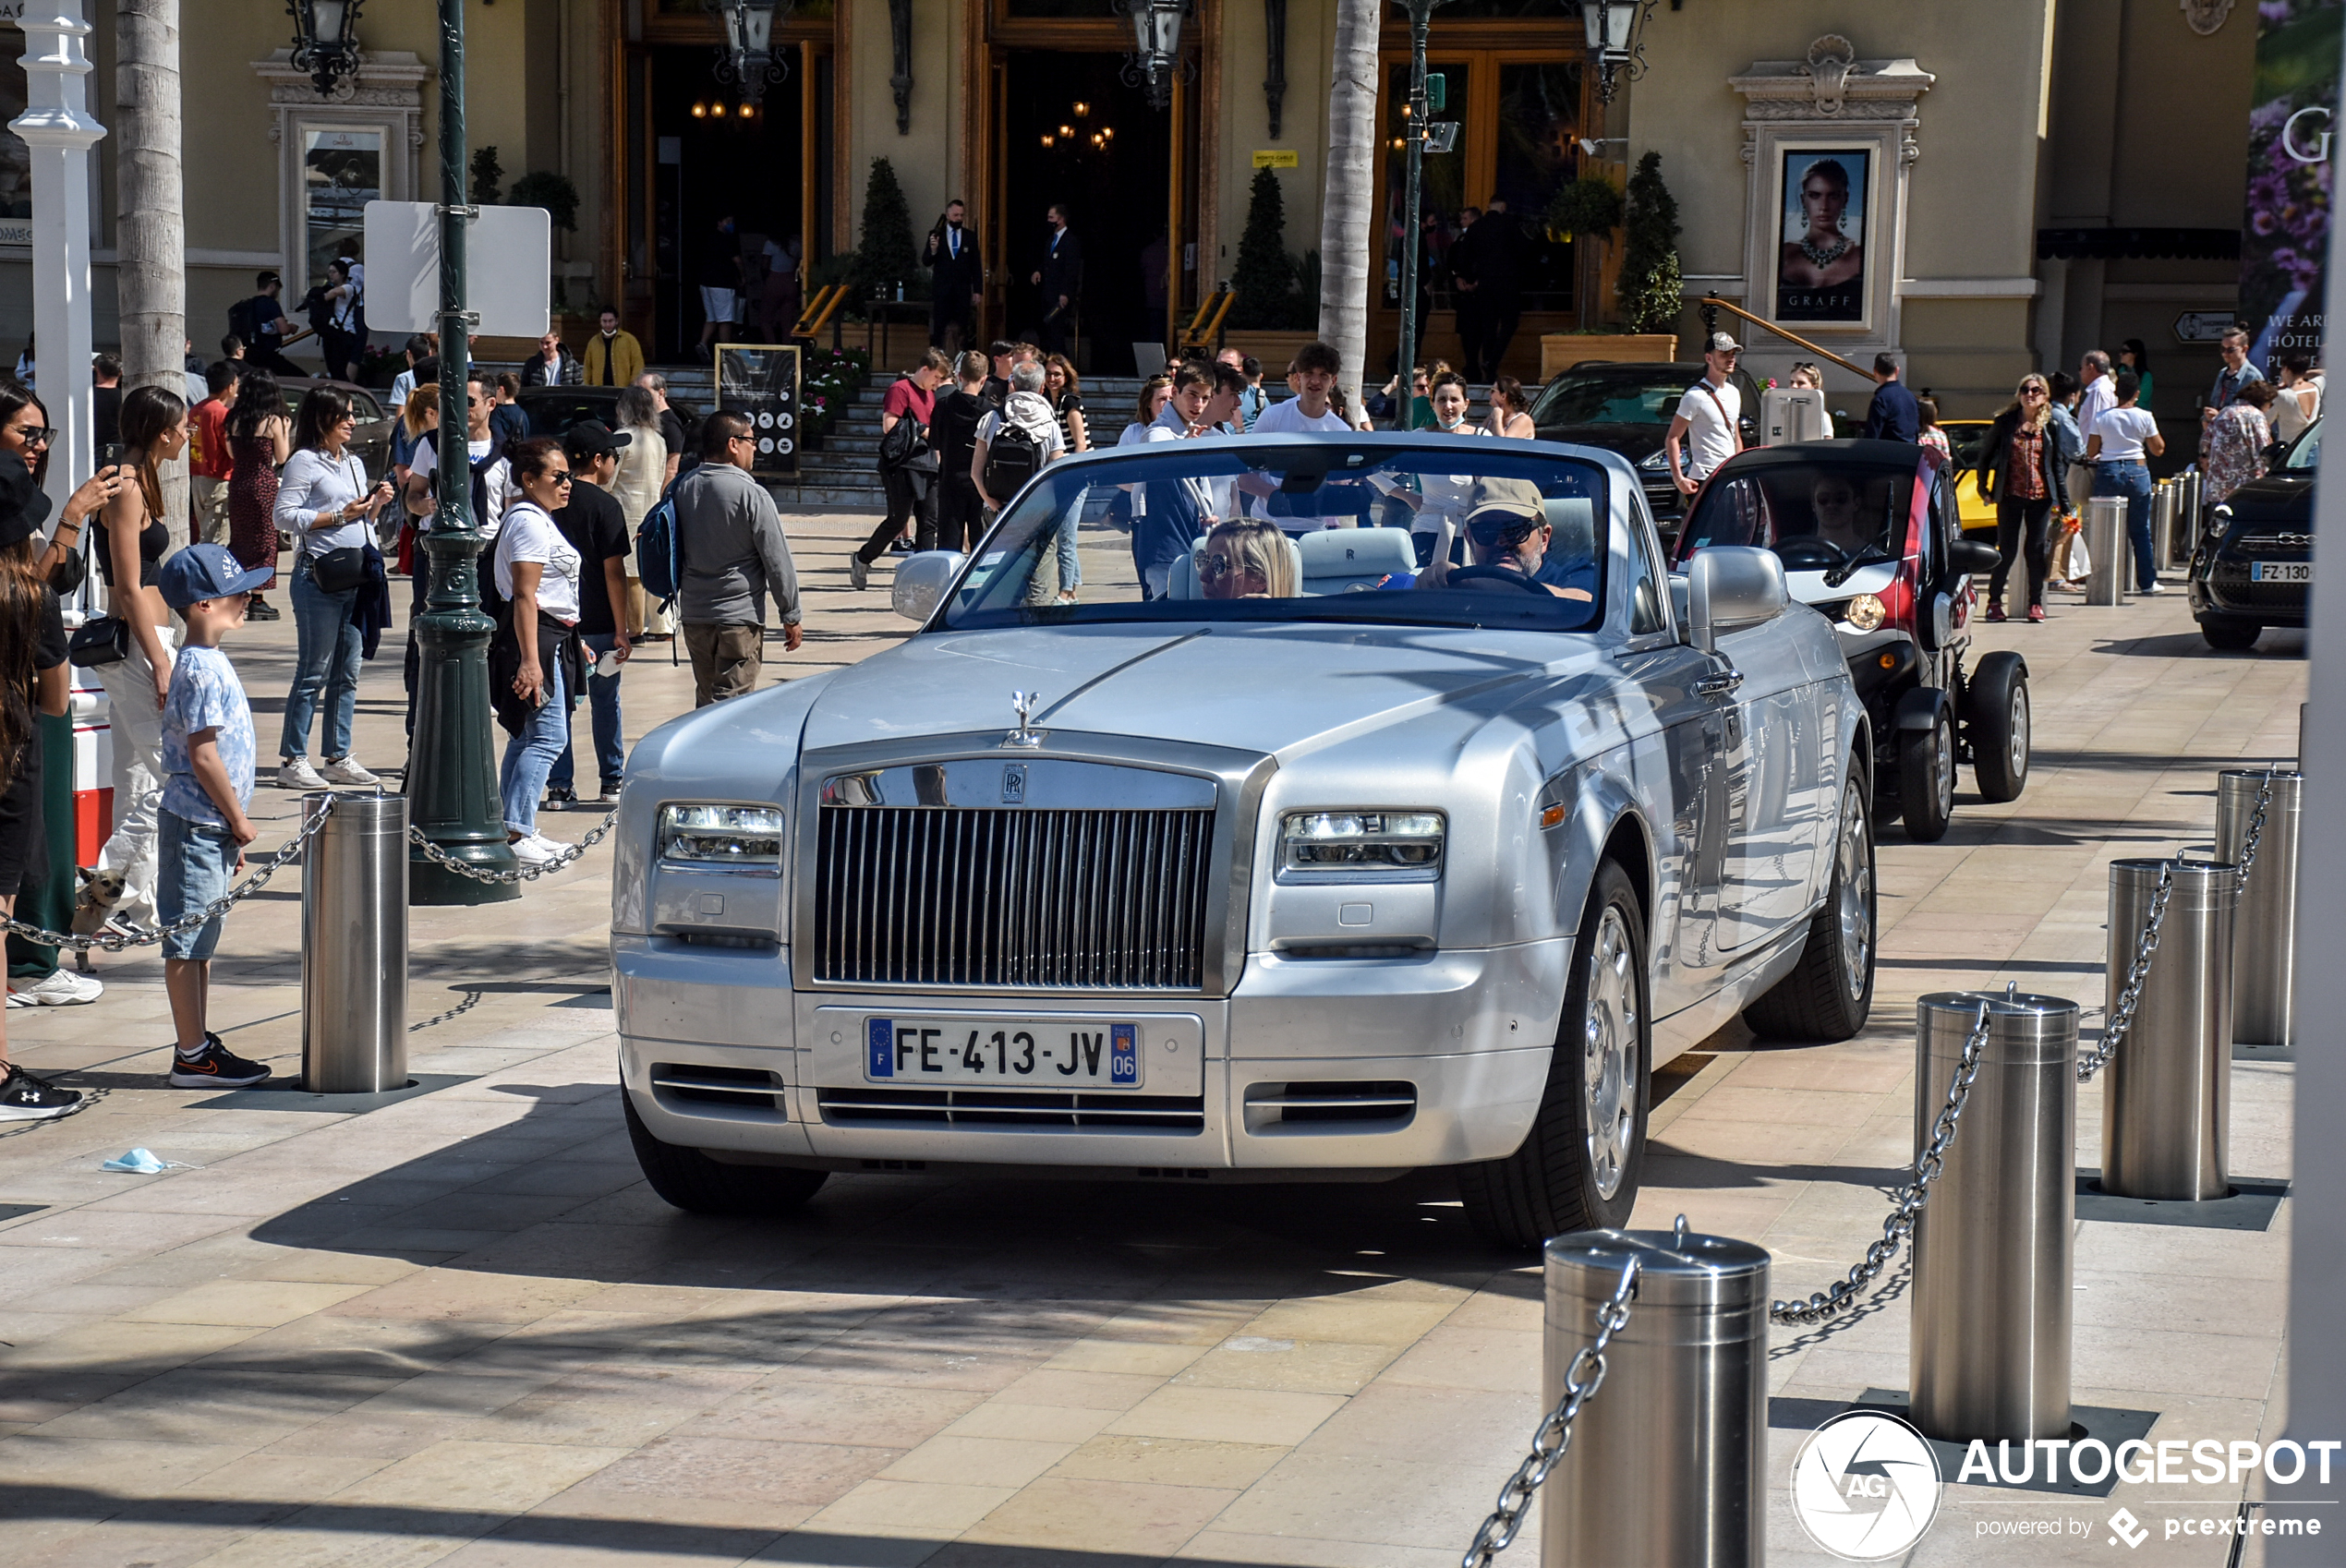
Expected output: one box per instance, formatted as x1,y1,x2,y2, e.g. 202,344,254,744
509,835,560,867
319,756,380,787
2145,581,2168,595
849,555,869,591
278,758,328,790
16,969,103,1007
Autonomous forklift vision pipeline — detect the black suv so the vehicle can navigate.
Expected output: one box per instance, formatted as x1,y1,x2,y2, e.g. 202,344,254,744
2187,417,2316,651
1529,360,1765,537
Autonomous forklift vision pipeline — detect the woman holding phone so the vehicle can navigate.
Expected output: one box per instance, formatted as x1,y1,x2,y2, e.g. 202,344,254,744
90,386,188,932
272,386,393,790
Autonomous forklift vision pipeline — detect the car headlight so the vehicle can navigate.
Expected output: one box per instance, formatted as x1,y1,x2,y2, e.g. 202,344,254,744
1843,592,1887,632
1638,449,1671,472
657,803,785,865
1281,811,1445,874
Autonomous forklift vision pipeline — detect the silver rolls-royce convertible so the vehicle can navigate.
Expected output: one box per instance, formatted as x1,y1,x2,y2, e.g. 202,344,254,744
611,434,1876,1246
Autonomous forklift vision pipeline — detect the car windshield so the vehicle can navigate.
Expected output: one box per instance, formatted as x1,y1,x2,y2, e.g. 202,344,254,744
1676,459,1917,570
2287,419,2321,470
1941,421,1989,473
937,438,1611,633
1528,367,1696,426
521,390,621,435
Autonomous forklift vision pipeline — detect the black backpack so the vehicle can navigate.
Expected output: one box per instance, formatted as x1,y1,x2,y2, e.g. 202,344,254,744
226,296,260,347
983,419,1046,500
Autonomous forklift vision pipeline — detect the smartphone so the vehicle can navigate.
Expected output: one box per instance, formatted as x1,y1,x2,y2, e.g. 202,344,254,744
99,442,127,470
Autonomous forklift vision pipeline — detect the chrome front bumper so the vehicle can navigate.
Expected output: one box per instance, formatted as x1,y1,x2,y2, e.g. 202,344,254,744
613,934,1566,1176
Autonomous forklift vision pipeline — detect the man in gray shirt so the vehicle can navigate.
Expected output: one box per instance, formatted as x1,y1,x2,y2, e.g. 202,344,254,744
674,411,804,706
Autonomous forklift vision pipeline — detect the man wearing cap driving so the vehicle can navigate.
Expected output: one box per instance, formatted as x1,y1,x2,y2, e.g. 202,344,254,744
1441,478,1595,601
1665,332,1746,498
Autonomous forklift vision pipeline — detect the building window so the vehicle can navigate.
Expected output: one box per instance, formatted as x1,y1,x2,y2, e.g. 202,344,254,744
0,34,30,242
301,128,380,290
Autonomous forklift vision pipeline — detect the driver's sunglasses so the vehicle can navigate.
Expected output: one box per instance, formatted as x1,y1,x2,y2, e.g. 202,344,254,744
1817,489,1856,507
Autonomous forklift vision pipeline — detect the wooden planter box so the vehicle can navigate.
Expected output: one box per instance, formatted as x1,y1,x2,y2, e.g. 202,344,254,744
1216,330,1320,370
1540,333,1678,379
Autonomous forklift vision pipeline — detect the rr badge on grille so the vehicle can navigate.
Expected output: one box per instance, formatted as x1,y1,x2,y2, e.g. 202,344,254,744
1002,764,1027,804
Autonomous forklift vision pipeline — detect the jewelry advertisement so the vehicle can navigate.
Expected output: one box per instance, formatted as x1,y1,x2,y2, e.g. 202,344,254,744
1775,148,1869,323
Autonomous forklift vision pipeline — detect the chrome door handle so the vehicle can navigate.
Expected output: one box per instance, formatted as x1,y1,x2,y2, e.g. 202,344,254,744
1693,668,1745,698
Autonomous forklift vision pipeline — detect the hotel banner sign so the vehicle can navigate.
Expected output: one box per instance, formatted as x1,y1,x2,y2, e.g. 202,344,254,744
2242,0,2340,360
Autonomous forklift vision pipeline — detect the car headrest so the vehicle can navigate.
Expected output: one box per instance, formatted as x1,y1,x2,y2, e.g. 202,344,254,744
1297,526,1418,593
1542,497,1596,565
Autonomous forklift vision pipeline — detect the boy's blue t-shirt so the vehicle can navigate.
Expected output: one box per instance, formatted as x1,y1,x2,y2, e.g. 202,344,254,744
161,645,256,828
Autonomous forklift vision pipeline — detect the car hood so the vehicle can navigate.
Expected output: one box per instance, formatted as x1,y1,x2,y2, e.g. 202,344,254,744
1532,423,1669,464
795,621,1609,763
2219,472,2314,519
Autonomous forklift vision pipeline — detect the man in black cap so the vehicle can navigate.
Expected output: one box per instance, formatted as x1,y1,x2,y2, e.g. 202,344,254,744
546,421,634,806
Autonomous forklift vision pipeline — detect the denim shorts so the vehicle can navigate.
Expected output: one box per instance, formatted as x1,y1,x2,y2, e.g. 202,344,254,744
159,809,236,961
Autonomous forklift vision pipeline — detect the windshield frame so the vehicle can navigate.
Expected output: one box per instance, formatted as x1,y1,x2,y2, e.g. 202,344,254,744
1673,449,1928,571
925,434,1639,638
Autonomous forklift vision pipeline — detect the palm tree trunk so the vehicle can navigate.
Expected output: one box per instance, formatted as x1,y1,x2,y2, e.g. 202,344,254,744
1317,0,1380,414
115,0,186,523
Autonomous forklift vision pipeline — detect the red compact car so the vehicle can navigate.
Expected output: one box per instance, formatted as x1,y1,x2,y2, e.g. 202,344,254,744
1673,439,2029,840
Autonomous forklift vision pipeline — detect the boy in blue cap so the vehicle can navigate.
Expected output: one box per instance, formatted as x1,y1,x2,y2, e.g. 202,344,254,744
154,544,272,1087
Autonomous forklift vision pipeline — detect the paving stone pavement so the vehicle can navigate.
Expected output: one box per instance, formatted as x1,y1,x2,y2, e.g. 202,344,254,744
0,520,2311,1566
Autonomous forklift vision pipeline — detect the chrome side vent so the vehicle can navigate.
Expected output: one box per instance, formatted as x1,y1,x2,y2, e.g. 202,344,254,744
1242,1080,1418,1135
816,1085,1205,1133
651,1063,785,1117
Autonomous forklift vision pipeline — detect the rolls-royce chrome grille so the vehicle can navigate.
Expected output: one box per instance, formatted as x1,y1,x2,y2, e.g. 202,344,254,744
813,805,1215,989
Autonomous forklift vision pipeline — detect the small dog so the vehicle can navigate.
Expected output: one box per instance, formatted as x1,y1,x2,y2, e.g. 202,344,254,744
69,866,127,973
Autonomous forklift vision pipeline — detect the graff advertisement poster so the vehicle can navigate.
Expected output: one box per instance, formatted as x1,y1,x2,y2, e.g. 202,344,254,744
2242,0,2340,362
1775,149,1869,325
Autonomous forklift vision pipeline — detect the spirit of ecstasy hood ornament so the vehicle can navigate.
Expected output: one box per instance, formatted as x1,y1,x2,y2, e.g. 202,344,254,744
1005,690,1045,749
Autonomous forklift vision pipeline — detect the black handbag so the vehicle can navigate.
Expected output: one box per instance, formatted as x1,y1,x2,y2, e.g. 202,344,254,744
310,546,369,594
67,615,130,669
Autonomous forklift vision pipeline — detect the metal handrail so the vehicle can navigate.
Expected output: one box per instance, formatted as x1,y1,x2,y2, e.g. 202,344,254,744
794,283,849,339
1701,293,1882,383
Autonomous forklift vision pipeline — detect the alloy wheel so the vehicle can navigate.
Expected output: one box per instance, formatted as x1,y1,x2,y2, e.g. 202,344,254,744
2007,686,2030,781
1836,790,1873,1001
1582,905,1639,1201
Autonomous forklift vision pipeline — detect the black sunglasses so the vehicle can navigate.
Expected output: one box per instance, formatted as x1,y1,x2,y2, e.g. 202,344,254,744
9,426,54,446
546,472,575,487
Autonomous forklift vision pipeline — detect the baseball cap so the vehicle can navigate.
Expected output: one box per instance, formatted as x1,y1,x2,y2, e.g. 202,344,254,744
1708,332,1742,354
563,419,634,459
158,542,275,610
1463,477,1548,549
0,452,53,549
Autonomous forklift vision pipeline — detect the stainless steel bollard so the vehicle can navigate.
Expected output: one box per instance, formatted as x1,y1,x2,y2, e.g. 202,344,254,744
1543,1228,1768,1568
2085,495,2128,605
1909,991,2077,1443
301,791,410,1093
2101,859,2236,1200
2218,769,2302,1048
2152,482,2174,570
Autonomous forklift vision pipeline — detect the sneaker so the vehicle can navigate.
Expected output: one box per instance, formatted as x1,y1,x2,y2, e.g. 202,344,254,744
543,786,577,806
2145,581,2168,595
1984,604,2006,623
246,598,282,622
2026,605,2047,623
849,555,869,591
888,538,915,555
15,969,103,1007
597,781,624,805
166,1035,271,1089
279,757,328,790
319,756,380,787
508,834,565,867
0,1063,83,1121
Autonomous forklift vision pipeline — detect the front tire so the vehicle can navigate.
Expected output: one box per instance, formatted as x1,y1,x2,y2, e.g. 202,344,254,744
1459,862,1650,1248
1966,652,2030,803
1747,763,1878,1042
1899,705,1955,841
2201,618,2262,651
624,1092,829,1215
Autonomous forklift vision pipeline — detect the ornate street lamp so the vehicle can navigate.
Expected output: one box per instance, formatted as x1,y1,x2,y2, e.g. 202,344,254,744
285,0,366,99
1119,0,1188,111
1579,0,1654,104
707,0,792,104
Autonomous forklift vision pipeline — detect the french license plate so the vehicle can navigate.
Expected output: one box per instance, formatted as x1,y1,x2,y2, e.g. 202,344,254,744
2252,561,2310,583
865,1018,1142,1088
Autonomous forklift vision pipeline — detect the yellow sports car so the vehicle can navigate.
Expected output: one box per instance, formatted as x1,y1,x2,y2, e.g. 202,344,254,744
1937,420,2001,539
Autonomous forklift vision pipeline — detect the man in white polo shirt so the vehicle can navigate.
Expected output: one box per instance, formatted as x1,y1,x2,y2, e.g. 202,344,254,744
1665,332,1746,498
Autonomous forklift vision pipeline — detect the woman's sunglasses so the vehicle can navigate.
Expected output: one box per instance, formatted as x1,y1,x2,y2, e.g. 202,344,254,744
546,472,574,487
8,425,55,446
1200,552,1253,580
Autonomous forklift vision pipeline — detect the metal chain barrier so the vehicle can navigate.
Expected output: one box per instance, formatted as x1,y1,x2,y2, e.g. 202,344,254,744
406,814,618,885
0,797,339,953
1770,999,1992,1327
1460,1257,1640,1568
2231,764,2276,897
2076,862,2173,1084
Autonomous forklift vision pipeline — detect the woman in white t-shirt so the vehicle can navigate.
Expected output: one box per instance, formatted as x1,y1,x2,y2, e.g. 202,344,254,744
492,437,585,864
2084,369,2168,595
1399,371,1492,573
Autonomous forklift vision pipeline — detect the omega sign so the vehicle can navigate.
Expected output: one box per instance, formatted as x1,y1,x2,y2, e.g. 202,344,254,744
2282,105,2332,163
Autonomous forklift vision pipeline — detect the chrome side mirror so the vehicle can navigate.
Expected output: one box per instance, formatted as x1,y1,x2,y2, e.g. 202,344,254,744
890,551,966,622
1687,545,1789,655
